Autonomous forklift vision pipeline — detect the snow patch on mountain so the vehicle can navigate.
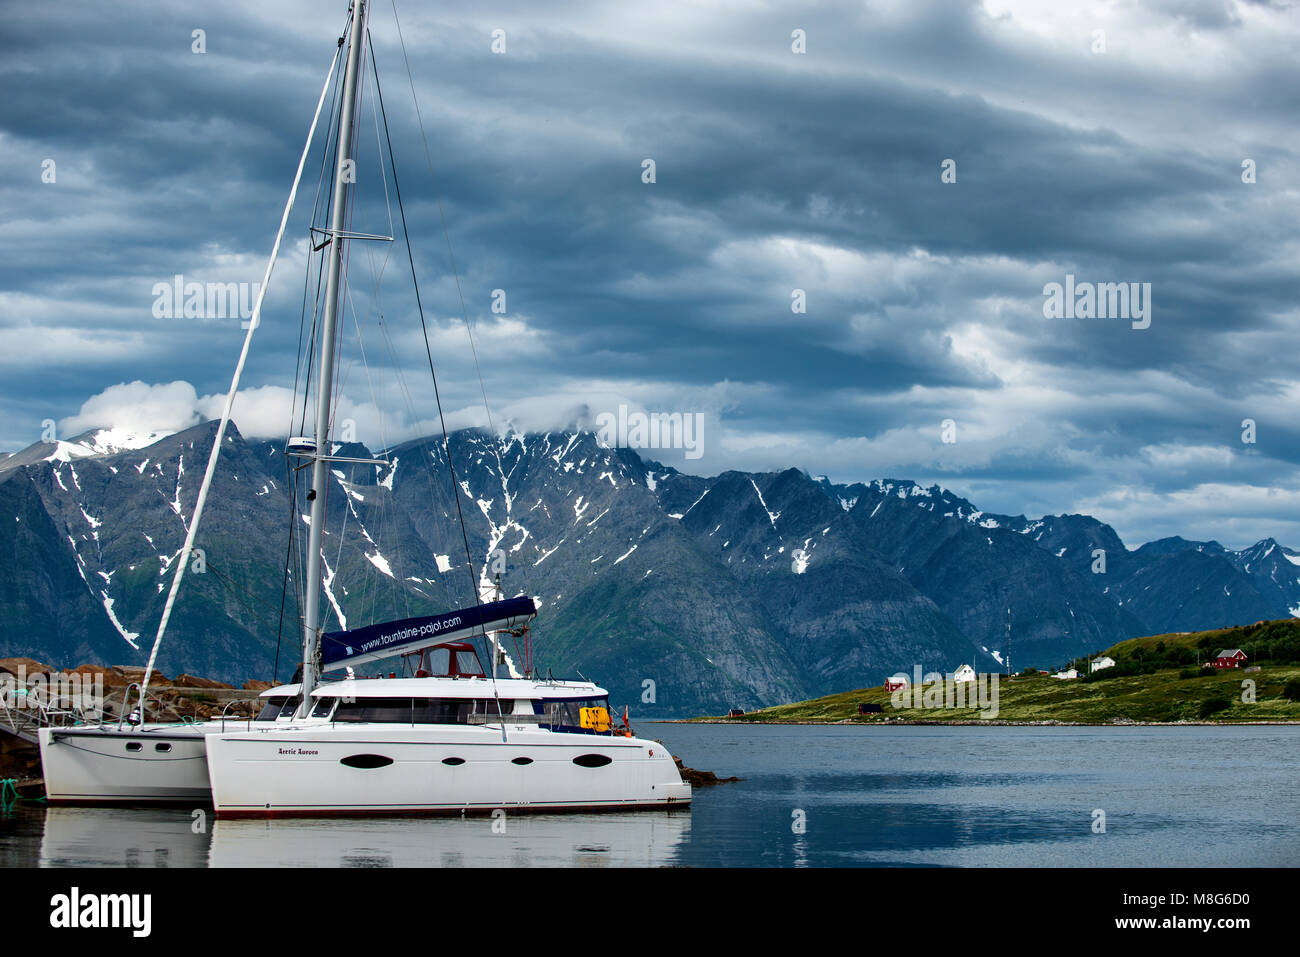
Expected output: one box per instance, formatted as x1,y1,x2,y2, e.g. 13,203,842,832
101,593,140,649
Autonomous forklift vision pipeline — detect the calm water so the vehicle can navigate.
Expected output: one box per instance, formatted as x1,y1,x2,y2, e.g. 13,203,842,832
3,724,1297,867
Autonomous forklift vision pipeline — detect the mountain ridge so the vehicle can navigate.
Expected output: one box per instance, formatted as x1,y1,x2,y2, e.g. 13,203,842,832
2,422,1297,715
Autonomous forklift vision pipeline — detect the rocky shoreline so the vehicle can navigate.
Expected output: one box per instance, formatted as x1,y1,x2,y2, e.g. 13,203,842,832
0,658,268,785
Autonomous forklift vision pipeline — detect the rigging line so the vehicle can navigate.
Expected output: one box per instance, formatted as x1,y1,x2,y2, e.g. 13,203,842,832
273,473,298,684
343,239,394,460
139,45,342,701
388,2,496,439
314,46,371,642
280,53,342,681
293,32,346,440
371,34,503,721
368,55,397,252
296,27,349,444
349,244,408,622
205,559,289,628
370,38,479,604
384,6,521,680
282,20,350,680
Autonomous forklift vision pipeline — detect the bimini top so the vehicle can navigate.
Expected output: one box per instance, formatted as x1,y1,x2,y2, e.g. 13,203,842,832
320,596,537,671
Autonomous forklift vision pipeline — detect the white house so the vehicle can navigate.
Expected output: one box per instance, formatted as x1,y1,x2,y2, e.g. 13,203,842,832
1090,656,1116,673
952,664,977,683
1051,668,1079,680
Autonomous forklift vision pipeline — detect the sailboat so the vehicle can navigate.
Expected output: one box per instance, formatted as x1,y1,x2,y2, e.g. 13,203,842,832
43,0,690,816
203,0,689,817
35,22,350,804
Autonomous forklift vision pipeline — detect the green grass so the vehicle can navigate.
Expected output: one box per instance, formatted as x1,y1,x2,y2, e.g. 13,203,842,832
698,620,1300,724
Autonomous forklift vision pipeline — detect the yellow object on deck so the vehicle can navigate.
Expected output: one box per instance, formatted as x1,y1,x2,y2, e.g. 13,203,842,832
580,707,611,732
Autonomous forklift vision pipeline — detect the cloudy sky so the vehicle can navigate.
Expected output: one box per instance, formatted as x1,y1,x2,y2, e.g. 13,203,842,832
3,0,1300,548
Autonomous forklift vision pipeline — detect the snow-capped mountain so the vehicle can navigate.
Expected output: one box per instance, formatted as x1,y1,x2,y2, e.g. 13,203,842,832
2,423,1298,715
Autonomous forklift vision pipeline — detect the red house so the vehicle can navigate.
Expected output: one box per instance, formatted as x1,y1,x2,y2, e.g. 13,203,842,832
1211,648,1248,669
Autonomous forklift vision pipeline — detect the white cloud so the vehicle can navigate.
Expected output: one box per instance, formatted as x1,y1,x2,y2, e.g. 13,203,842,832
60,380,204,436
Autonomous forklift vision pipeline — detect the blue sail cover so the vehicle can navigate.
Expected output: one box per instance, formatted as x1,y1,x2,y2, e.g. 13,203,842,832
320,596,537,671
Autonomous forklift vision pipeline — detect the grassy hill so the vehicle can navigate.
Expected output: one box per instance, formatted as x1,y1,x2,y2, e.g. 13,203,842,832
699,619,1300,724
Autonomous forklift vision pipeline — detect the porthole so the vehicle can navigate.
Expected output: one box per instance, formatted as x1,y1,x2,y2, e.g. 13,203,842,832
155,743,172,753
442,757,465,766
125,742,142,752
572,753,612,768
511,756,533,766
339,754,394,769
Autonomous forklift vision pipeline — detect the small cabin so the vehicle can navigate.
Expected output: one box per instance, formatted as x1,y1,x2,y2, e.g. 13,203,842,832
727,708,746,718
858,702,883,714
1211,649,1248,669
884,674,909,692
401,642,485,679
952,664,976,684
1090,656,1116,673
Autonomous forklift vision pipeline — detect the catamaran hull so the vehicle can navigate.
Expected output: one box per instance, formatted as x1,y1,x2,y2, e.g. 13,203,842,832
206,726,691,818
38,727,212,805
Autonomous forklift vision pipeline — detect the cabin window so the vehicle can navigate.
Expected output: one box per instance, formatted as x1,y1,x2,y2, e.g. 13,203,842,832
256,697,288,721
455,651,484,676
330,697,513,724
425,647,451,675
339,754,394,769
543,697,612,733
278,696,302,719
310,697,335,718
332,698,419,724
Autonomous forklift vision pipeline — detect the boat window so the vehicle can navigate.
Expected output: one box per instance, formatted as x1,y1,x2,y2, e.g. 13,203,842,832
544,697,612,733
311,697,335,718
455,650,484,676
333,698,418,724
330,697,513,724
277,696,302,719
425,647,450,675
256,697,288,721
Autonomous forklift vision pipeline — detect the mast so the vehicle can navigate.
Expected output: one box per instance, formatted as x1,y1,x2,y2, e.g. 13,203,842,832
301,0,369,709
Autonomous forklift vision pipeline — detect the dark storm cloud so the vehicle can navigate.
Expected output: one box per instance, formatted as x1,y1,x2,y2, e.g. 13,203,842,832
2,0,1299,547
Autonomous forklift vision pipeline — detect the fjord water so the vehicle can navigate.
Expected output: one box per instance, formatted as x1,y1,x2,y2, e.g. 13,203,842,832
4,724,1296,867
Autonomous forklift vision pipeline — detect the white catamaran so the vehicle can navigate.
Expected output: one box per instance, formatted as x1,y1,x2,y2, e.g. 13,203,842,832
42,0,691,817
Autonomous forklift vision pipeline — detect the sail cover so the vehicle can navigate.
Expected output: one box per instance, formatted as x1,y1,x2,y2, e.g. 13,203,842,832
320,596,537,670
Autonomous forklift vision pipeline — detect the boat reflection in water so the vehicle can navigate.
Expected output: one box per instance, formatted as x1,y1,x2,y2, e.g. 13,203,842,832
35,806,690,868
38,808,211,868
209,811,691,868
